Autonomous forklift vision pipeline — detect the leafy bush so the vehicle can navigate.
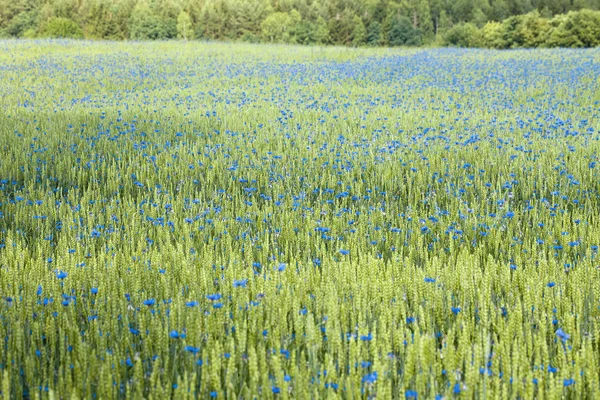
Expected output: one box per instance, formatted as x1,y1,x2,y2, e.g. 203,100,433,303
40,17,83,39
546,10,600,47
500,12,551,48
6,11,37,37
443,23,482,47
388,16,422,46
481,21,508,49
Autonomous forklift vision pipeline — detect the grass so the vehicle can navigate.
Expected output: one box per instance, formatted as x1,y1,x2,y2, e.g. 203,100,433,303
0,40,599,399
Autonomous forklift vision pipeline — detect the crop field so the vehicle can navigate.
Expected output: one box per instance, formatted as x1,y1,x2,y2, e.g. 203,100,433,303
0,40,600,399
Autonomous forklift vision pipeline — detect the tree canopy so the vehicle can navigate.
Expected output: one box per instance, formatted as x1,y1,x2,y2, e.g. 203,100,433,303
0,0,599,47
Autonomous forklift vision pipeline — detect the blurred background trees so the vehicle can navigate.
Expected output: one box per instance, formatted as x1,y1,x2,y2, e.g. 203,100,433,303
0,0,599,47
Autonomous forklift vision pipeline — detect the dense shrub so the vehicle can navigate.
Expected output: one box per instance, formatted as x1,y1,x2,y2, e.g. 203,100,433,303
40,17,83,39
452,9,600,48
444,23,482,47
546,10,600,47
388,16,422,46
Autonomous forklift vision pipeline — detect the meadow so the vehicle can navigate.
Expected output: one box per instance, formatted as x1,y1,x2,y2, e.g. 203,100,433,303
0,40,599,399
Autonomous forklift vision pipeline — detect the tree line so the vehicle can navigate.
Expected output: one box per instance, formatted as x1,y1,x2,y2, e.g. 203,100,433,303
1,0,599,47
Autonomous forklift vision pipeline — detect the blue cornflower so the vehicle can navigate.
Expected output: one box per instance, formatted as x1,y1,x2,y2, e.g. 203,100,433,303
453,383,462,394
339,249,349,255
184,346,200,354
360,333,372,341
233,279,248,288
556,328,570,342
362,372,378,384
56,271,68,280
143,298,156,306
564,378,575,387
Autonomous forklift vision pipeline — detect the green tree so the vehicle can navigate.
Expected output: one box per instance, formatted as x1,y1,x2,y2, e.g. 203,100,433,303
481,20,508,47
328,9,357,45
388,15,422,45
314,15,330,44
40,16,83,38
177,11,193,40
129,0,167,40
443,22,482,46
546,9,600,47
261,12,292,42
367,20,383,45
351,15,367,45
5,10,37,37
199,0,229,39
471,7,488,27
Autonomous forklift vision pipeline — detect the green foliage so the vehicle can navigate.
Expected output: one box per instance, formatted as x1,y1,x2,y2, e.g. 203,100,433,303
546,9,600,47
447,9,600,48
6,11,37,37
129,0,174,40
40,16,83,38
482,20,509,48
177,11,193,40
261,11,292,42
367,20,383,45
314,15,330,44
443,22,481,46
351,15,367,46
388,15,423,46
1,0,600,47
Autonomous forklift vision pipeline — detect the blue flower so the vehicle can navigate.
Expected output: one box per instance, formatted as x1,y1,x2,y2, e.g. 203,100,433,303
556,328,570,342
405,390,418,399
339,249,349,255
56,271,68,280
207,294,222,301
547,282,555,288
272,387,281,394
143,298,156,306
169,330,179,339
91,287,98,294
451,307,461,315
453,383,462,394
184,346,200,354
362,372,377,384
233,279,248,288
564,378,575,387
186,301,198,307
